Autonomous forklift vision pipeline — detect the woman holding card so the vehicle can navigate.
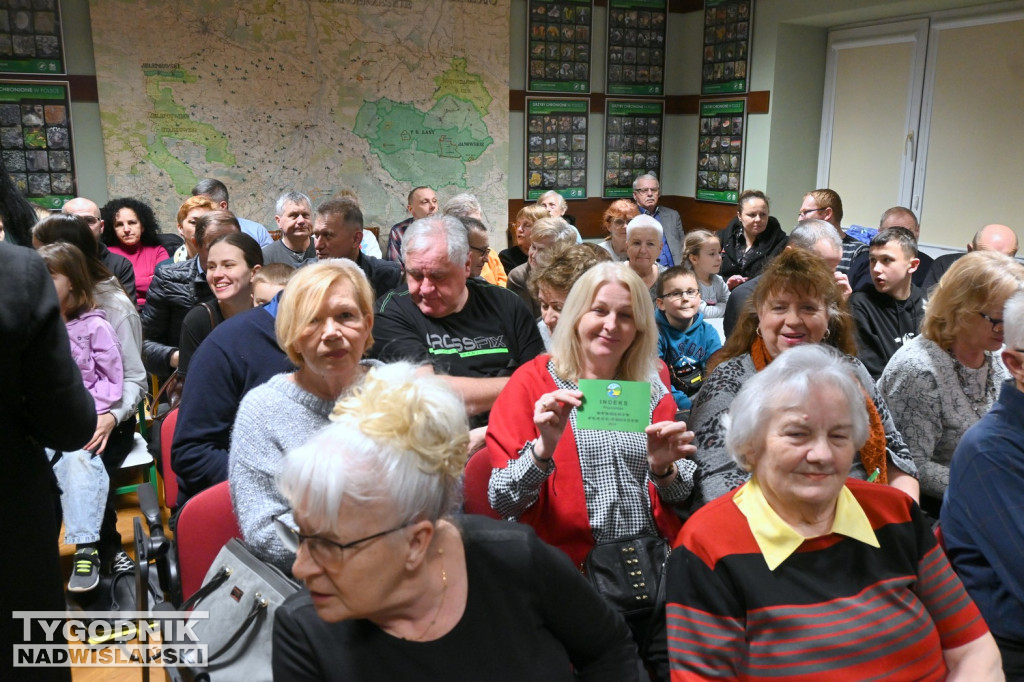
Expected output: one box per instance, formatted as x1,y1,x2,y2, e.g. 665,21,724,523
484,262,694,668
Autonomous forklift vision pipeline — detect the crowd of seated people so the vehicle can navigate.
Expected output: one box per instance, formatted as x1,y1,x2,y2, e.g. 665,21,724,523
7,167,1024,681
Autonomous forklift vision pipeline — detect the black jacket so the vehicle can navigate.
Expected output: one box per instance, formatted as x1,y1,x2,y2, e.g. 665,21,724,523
717,216,788,281
98,241,138,303
140,257,213,378
849,284,926,380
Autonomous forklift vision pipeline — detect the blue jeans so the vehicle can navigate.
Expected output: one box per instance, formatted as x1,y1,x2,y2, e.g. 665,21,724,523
47,448,109,546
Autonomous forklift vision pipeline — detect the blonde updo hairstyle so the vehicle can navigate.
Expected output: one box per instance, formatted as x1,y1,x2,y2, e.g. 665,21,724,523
275,259,375,367
277,362,469,535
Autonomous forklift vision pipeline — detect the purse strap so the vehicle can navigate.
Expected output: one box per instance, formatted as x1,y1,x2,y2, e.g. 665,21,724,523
206,595,267,661
181,566,230,612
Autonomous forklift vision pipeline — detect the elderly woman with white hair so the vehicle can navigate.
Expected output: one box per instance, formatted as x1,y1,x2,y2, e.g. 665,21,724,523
229,259,378,572
625,214,666,300
272,363,642,680
662,344,1002,681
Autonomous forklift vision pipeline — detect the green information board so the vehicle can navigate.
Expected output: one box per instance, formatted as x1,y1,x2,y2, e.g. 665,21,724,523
700,0,751,95
527,0,593,94
0,81,75,209
0,2,65,75
605,0,666,97
525,98,589,201
695,99,744,203
603,99,663,198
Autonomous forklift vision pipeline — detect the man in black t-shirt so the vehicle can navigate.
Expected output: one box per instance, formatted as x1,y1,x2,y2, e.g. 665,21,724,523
371,215,544,425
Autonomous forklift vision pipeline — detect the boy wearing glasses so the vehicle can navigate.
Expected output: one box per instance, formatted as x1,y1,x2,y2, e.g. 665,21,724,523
655,265,722,413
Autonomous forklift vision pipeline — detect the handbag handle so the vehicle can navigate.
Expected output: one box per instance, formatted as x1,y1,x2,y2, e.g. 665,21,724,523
207,594,268,661
181,567,230,612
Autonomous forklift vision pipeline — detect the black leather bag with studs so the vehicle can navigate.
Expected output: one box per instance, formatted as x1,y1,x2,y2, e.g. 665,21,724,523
582,534,670,619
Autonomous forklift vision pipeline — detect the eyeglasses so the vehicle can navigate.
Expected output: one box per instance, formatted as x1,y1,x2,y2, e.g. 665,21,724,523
978,311,1004,331
660,289,700,300
798,207,823,217
634,187,659,195
274,514,412,564
469,245,491,257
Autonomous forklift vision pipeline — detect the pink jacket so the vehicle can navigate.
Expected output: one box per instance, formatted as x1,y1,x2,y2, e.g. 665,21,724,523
108,243,169,306
66,308,124,414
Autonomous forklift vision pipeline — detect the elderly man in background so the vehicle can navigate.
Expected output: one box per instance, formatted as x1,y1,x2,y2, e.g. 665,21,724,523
942,289,1024,680
312,197,400,298
262,191,315,267
632,173,684,267
370,214,543,428
922,223,1018,290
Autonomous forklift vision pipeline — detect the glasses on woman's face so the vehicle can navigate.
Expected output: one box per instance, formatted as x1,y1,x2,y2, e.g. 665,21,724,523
978,311,1004,332
660,289,700,301
274,514,411,565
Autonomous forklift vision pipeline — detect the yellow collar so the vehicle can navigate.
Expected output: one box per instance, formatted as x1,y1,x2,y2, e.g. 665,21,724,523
733,477,880,571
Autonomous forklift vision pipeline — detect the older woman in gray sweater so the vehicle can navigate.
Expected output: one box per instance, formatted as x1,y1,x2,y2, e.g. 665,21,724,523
229,260,378,572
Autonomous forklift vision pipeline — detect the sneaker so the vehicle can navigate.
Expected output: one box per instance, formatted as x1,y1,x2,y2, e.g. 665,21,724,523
68,548,100,593
110,550,136,575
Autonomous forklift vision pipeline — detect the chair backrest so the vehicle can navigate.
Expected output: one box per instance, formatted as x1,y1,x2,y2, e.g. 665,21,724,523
175,480,242,600
160,407,180,510
463,448,501,519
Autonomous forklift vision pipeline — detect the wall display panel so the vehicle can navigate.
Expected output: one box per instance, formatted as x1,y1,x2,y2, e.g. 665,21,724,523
605,0,666,97
700,0,751,95
527,0,593,93
0,80,75,208
525,97,588,200
603,99,663,198
696,99,744,203
0,0,64,75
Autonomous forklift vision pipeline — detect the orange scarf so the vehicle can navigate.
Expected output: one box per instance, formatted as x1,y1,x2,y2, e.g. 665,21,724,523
750,337,888,484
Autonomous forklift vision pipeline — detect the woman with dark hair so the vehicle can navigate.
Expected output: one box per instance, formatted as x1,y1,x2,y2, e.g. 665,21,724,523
688,248,918,509
717,189,787,290
0,157,41,247
101,197,170,306
31,213,147,576
177,232,263,378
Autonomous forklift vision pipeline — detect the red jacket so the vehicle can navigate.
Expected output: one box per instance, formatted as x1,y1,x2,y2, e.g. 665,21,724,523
485,354,682,567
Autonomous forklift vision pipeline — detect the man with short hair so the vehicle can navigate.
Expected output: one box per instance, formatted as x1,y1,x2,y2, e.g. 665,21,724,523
62,197,137,301
633,173,684,266
798,188,864,275
922,223,1019,290
386,186,438,263
191,178,272,246
141,211,239,379
371,215,544,426
444,193,507,286
849,206,933,291
723,219,847,337
942,289,1024,679
313,197,401,298
848,227,925,380
262,191,315,267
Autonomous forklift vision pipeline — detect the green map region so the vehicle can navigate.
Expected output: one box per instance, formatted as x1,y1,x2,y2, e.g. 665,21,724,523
354,94,493,188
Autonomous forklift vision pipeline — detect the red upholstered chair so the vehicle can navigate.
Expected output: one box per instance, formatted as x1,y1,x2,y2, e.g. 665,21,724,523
175,481,242,600
160,407,179,511
463,448,501,519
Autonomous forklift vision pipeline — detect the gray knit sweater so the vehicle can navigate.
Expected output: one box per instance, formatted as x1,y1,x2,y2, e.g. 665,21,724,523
228,363,379,572
877,335,1006,501
688,352,917,510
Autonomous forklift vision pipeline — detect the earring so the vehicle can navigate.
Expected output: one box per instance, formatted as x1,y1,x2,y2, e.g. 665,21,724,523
756,327,763,338
823,328,831,339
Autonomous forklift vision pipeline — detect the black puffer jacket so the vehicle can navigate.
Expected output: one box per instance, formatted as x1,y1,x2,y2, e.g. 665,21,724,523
717,215,788,281
140,257,213,379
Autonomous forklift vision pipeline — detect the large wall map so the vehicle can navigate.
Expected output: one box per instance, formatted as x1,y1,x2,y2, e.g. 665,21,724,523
89,0,510,232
